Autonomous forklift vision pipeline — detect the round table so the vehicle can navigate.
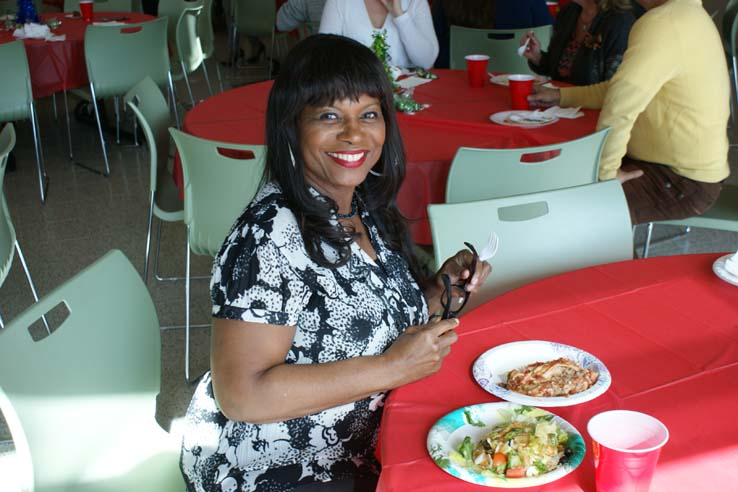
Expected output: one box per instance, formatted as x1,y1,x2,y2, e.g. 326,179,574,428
0,12,154,98
377,253,738,491
180,69,599,244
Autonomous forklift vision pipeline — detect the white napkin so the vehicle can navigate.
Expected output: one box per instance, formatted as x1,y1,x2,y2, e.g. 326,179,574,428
541,105,584,119
396,75,433,90
13,23,66,41
725,251,738,277
507,110,556,123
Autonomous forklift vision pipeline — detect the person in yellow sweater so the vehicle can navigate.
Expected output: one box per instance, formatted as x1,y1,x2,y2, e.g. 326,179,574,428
528,0,730,224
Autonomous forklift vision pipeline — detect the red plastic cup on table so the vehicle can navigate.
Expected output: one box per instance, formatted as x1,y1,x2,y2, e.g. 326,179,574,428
587,410,669,492
464,54,489,88
79,0,94,23
508,74,535,110
547,1,559,17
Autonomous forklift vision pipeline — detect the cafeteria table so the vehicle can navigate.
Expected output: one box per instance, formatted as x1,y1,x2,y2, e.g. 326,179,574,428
0,11,154,98
177,69,600,244
377,253,738,491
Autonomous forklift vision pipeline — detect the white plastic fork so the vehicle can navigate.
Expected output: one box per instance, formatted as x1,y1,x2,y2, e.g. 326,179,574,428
478,231,499,261
517,36,530,57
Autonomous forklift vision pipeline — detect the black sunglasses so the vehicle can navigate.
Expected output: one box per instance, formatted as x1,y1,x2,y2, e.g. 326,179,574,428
439,242,479,320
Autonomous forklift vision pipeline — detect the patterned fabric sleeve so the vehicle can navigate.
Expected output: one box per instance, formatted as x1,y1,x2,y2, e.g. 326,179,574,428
211,221,310,327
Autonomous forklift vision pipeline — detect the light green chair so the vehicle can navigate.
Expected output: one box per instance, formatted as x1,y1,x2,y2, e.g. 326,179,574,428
0,250,185,492
0,41,48,203
124,77,184,283
232,0,288,79
176,3,212,105
429,180,633,313
450,24,552,73
0,124,45,331
63,0,132,11
446,128,610,204
84,17,178,175
169,128,266,380
642,184,738,257
198,0,224,92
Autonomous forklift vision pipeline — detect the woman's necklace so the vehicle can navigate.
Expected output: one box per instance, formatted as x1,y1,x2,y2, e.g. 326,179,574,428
335,197,358,219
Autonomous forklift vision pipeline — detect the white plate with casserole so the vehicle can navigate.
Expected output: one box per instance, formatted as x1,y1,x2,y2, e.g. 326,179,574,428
472,340,611,407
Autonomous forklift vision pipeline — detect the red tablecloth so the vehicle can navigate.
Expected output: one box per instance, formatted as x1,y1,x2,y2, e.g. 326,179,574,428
0,12,154,98
179,69,599,244
377,253,738,491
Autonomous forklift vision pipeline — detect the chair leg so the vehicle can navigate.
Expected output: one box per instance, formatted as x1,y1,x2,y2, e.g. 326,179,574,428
52,92,58,121
29,102,48,203
181,61,196,108
185,231,191,381
732,56,738,128
114,96,121,145
63,90,74,159
89,84,111,176
168,73,181,129
201,61,214,97
215,60,224,93
15,240,50,335
643,222,654,258
267,30,275,80
143,193,155,282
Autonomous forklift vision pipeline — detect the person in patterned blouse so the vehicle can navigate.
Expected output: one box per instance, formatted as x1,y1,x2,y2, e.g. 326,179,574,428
180,34,492,492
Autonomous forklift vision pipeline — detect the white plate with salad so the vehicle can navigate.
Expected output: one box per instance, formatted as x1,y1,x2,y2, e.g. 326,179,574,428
427,402,585,488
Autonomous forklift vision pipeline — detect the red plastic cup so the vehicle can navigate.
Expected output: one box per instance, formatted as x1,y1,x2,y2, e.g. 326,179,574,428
464,54,489,88
547,1,559,18
508,74,535,110
588,411,669,492
79,0,94,23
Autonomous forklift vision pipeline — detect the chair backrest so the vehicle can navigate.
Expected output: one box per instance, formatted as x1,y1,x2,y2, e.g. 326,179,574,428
176,4,205,72
63,0,132,12
0,250,184,492
0,41,33,123
84,17,171,99
450,24,552,73
158,0,202,49
234,0,276,37
124,77,171,196
0,123,17,286
169,128,266,256
429,180,633,311
197,0,215,58
446,128,610,204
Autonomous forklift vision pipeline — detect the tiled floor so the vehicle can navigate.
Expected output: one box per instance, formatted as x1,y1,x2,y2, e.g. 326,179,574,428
1,18,738,487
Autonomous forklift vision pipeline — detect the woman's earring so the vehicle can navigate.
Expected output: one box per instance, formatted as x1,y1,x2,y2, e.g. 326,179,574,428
288,144,296,169
369,169,383,177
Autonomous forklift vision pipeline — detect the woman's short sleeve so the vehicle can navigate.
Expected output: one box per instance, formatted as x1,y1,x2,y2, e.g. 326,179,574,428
210,223,309,326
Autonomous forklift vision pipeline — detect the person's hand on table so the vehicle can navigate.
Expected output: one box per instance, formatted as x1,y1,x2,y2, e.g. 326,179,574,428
382,318,459,384
520,31,542,65
528,85,561,107
616,167,644,184
379,0,405,17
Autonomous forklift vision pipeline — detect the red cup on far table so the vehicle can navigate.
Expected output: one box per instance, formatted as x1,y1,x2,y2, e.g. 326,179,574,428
588,410,669,492
464,54,489,88
547,1,559,18
508,74,535,110
79,0,94,23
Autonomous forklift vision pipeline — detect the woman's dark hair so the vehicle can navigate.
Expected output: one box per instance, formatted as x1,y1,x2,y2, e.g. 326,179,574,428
442,0,495,28
263,34,424,282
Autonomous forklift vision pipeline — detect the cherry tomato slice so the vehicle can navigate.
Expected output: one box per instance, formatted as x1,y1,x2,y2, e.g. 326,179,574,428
505,466,526,478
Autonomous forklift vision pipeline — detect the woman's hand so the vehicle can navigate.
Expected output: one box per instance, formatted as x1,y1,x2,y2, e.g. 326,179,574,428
527,85,561,107
425,248,492,314
378,0,405,18
520,31,542,65
381,318,460,385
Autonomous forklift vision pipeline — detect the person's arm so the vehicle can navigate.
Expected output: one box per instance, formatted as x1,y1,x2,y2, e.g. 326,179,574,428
276,0,309,32
530,0,554,26
590,16,678,180
388,0,439,68
431,0,449,68
318,0,342,34
211,316,458,424
598,12,635,81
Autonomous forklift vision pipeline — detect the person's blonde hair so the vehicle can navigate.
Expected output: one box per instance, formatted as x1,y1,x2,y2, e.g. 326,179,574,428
598,0,632,11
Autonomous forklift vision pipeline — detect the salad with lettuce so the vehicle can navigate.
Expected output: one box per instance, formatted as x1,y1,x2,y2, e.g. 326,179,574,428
451,406,571,479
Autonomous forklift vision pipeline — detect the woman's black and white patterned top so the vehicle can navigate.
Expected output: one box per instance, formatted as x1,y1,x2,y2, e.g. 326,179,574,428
180,182,429,491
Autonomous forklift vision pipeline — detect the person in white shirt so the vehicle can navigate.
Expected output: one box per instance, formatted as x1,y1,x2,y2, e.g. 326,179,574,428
319,0,439,69
276,0,327,33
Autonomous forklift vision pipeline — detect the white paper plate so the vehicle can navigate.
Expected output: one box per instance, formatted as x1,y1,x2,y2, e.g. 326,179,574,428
490,110,559,128
489,74,550,86
427,402,585,488
713,254,738,286
473,340,611,407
